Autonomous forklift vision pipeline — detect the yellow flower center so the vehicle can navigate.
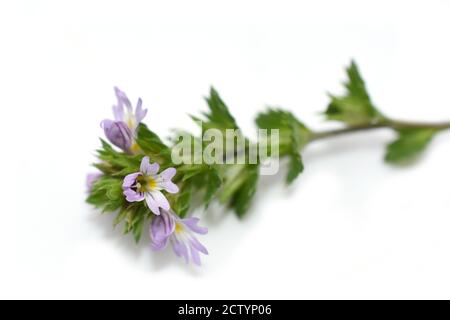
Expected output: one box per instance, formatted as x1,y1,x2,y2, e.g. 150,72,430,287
130,142,140,154
146,177,158,191
175,222,184,234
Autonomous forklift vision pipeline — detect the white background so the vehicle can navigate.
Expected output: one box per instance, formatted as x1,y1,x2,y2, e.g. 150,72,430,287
1,0,450,299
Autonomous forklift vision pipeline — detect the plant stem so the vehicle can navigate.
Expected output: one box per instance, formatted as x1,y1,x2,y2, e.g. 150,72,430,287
309,119,450,141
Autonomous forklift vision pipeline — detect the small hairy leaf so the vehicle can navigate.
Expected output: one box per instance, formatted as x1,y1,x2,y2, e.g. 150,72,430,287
136,123,171,162
256,108,309,183
87,176,125,212
385,128,437,164
203,87,239,130
325,60,384,125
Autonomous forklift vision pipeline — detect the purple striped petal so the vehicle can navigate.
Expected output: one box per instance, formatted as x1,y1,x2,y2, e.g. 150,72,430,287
149,190,170,211
158,168,179,193
140,156,159,176
182,217,208,235
114,86,132,111
101,119,133,151
150,210,175,251
172,238,189,263
124,188,144,202
145,193,161,215
135,98,148,123
189,243,202,266
112,104,124,122
123,172,141,188
188,237,208,255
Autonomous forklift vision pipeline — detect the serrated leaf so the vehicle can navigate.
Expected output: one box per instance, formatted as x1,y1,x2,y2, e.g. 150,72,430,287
135,123,171,162
385,128,437,164
204,87,239,130
231,165,259,217
287,152,304,184
256,109,309,150
325,60,384,125
256,108,308,183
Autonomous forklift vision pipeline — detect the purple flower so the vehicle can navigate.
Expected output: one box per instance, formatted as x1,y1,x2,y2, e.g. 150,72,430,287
101,87,147,153
112,87,147,132
86,172,102,191
101,120,133,151
150,209,208,266
123,156,179,215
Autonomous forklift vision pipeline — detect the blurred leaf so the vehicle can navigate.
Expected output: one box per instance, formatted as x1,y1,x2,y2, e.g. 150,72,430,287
231,164,259,217
256,108,309,183
204,168,222,207
136,123,171,162
385,128,437,164
203,87,239,130
173,180,194,218
325,60,384,125
286,152,304,184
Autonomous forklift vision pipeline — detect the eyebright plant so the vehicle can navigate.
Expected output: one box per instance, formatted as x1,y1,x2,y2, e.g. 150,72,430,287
87,61,450,266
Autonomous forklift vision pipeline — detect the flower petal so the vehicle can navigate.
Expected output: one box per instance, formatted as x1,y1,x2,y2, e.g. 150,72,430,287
182,217,208,235
112,104,124,122
150,211,175,251
189,243,202,266
140,156,160,176
188,236,208,255
158,168,179,193
135,98,148,123
149,190,170,211
124,188,144,202
145,193,161,215
101,119,133,151
114,86,132,110
172,238,189,263
86,172,102,191
123,172,141,188
160,167,177,180
159,180,179,194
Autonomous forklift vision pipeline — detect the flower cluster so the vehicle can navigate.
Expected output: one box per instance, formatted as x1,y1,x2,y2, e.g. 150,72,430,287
91,88,208,266
101,87,147,153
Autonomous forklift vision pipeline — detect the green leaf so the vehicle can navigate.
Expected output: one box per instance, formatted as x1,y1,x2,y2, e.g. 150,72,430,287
135,123,171,162
230,164,259,217
204,168,222,207
173,181,193,218
286,152,304,184
385,128,437,164
132,209,146,243
113,207,129,227
86,176,125,212
325,60,384,125
203,87,239,130
256,109,309,183
94,139,142,176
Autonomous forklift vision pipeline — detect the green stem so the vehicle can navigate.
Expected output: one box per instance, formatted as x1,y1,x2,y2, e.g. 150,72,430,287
309,119,450,141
